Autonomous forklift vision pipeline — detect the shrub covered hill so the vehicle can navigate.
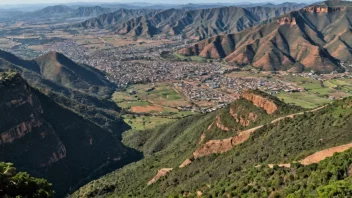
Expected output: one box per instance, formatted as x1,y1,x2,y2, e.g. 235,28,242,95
178,0,352,73
73,89,352,197
0,72,142,197
0,50,129,136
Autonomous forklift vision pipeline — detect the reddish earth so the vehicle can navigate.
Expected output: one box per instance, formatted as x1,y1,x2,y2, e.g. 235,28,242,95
0,118,43,145
216,116,229,131
300,143,352,165
179,159,192,168
147,168,173,185
230,107,258,127
193,125,263,158
277,17,296,25
130,105,163,113
180,105,327,168
177,4,351,72
268,142,352,168
242,93,278,114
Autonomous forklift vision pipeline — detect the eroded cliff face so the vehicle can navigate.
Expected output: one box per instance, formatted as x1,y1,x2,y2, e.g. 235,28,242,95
0,73,141,196
303,6,345,13
229,108,257,127
276,17,296,25
242,92,278,114
0,74,66,168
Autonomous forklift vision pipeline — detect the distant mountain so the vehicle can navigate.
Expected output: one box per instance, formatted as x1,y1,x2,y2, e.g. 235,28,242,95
73,89,352,197
237,2,307,8
0,50,129,136
32,5,74,16
0,9,24,19
0,50,114,96
81,5,303,39
178,1,352,72
77,8,160,28
34,51,114,93
176,3,226,10
0,72,141,196
20,5,115,19
72,6,113,17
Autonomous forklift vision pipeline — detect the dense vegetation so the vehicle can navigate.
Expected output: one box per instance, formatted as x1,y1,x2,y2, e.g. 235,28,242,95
191,148,352,197
72,94,352,197
0,162,54,198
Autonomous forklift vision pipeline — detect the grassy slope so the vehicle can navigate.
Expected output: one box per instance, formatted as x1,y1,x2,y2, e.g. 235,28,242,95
73,92,330,197
73,96,352,197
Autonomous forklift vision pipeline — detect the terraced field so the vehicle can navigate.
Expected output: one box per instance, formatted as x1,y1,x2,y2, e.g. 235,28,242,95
113,83,195,130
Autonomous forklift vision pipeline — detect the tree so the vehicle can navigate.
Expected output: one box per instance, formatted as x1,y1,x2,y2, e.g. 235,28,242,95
317,179,352,198
0,162,54,198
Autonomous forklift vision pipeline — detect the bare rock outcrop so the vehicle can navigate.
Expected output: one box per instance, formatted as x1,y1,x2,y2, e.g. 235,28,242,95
216,116,229,131
147,168,173,185
303,6,345,13
277,17,296,25
230,107,257,127
300,143,352,165
304,6,329,13
193,125,263,158
179,159,193,168
242,92,278,114
268,142,352,168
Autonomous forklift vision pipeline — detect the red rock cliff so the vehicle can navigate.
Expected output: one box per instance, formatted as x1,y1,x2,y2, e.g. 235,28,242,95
242,92,278,114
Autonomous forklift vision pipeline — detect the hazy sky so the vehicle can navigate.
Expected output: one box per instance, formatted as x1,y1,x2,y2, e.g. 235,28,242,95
0,0,311,5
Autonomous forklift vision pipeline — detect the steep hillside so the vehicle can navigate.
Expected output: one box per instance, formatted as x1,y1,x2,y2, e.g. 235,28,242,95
123,90,302,155
0,72,141,196
34,51,114,96
0,50,128,136
112,6,302,39
70,91,352,197
178,0,352,72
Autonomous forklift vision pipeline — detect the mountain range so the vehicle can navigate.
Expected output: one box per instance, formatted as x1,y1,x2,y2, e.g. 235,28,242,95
178,0,352,72
17,5,115,19
78,4,306,39
77,8,161,29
